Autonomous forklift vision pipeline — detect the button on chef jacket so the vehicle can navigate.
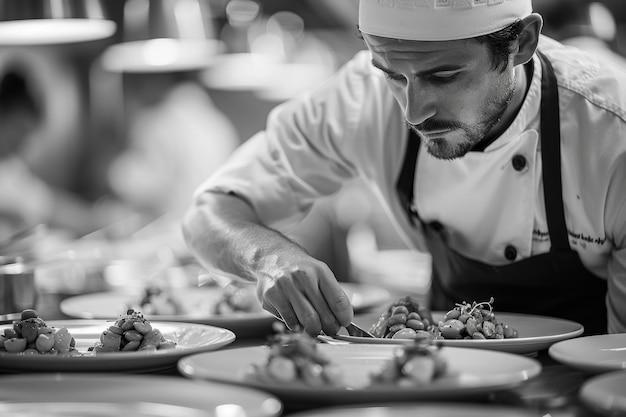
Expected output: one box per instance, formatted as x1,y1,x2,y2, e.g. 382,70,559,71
196,36,626,334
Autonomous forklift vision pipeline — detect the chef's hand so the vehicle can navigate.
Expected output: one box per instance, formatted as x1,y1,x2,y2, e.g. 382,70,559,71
255,247,354,336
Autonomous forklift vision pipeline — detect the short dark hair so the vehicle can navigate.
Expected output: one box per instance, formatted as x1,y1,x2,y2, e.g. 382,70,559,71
473,19,525,72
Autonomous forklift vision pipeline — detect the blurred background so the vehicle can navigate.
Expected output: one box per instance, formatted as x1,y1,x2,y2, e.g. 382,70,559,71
1,0,625,318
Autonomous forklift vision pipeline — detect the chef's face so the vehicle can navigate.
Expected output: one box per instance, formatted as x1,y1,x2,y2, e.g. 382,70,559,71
364,34,516,160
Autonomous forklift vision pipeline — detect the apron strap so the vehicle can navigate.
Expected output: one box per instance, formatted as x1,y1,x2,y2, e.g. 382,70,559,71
396,130,420,226
537,50,570,252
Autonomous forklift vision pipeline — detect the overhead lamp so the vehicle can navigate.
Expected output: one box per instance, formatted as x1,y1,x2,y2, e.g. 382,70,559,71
99,0,222,74
0,0,116,45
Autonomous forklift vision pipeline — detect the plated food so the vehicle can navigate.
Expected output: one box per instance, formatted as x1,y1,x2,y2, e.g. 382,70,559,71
247,328,451,389
369,339,448,387
59,282,390,338
90,309,176,353
1,309,178,356
0,316,235,372
337,298,583,354
247,331,344,387
130,283,263,316
369,296,518,341
60,286,276,338
178,342,542,404
0,309,80,356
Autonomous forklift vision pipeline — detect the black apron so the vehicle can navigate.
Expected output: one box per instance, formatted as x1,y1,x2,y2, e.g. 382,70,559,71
396,52,608,335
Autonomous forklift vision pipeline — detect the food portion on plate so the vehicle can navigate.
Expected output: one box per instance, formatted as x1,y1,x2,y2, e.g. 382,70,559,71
128,283,263,316
178,337,543,403
369,296,434,340
369,339,448,387
247,331,344,387
0,317,236,373
0,309,81,356
1,308,178,356
369,296,518,341
89,309,176,353
246,326,453,390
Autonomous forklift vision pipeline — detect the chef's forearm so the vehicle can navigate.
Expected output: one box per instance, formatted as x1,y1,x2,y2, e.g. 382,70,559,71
182,191,294,283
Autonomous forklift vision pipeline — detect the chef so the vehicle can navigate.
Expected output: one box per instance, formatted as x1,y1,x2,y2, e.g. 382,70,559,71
183,0,626,336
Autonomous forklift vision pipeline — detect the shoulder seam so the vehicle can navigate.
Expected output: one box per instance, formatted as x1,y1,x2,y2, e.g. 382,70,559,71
559,77,626,124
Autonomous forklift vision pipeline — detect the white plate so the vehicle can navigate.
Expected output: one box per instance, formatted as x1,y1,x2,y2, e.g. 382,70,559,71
579,370,626,416
0,373,282,417
0,320,235,372
59,287,277,338
334,312,584,354
0,402,208,417
59,283,389,338
289,404,541,417
549,333,626,373
178,344,541,404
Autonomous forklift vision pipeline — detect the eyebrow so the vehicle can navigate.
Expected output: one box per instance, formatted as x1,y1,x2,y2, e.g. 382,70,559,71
370,60,465,77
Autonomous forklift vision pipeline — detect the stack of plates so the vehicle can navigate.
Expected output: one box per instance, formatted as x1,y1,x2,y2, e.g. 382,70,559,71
549,333,626,416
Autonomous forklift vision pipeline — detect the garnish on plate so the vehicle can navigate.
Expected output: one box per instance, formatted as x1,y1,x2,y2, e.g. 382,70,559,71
437,297,518,340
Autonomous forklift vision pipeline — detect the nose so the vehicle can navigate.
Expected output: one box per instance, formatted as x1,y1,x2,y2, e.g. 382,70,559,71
404,81,436,126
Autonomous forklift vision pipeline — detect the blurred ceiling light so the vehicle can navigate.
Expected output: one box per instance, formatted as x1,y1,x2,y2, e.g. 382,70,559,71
202,8,336,102
225,0,260,27
0,0,116,45
101,38,223,73
201,52,277,91
100,0,222,73
249,32,286,61
266,11,304,39
589,2,616,42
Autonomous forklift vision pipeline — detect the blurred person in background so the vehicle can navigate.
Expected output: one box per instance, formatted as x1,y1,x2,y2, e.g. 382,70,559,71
95,0,241,238
533,0,626,69
184,0,626,337
107,69,241,224
0,49,126,242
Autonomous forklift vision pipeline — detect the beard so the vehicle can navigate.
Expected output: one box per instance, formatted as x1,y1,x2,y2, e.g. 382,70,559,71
407,81,516,160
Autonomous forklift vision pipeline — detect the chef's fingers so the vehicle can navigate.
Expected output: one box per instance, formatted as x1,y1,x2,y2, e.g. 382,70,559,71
255,257,343,335
266,275,330,336
318,274,354,327
295,270,347,335
272,273,325,336
267,287,322,336
290,292,325,336
261,290,303,333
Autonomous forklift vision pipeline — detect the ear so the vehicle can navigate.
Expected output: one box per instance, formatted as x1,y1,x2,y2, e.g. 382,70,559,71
513,13,543,66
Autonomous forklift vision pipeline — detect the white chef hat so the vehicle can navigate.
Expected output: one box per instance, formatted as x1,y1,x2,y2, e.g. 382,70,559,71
359,0,533,41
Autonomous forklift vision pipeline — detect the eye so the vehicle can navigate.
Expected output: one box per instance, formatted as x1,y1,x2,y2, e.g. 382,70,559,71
429,70,460,83
384,72,406,84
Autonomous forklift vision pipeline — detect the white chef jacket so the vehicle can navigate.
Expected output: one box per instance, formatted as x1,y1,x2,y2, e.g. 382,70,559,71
196,36,626,333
